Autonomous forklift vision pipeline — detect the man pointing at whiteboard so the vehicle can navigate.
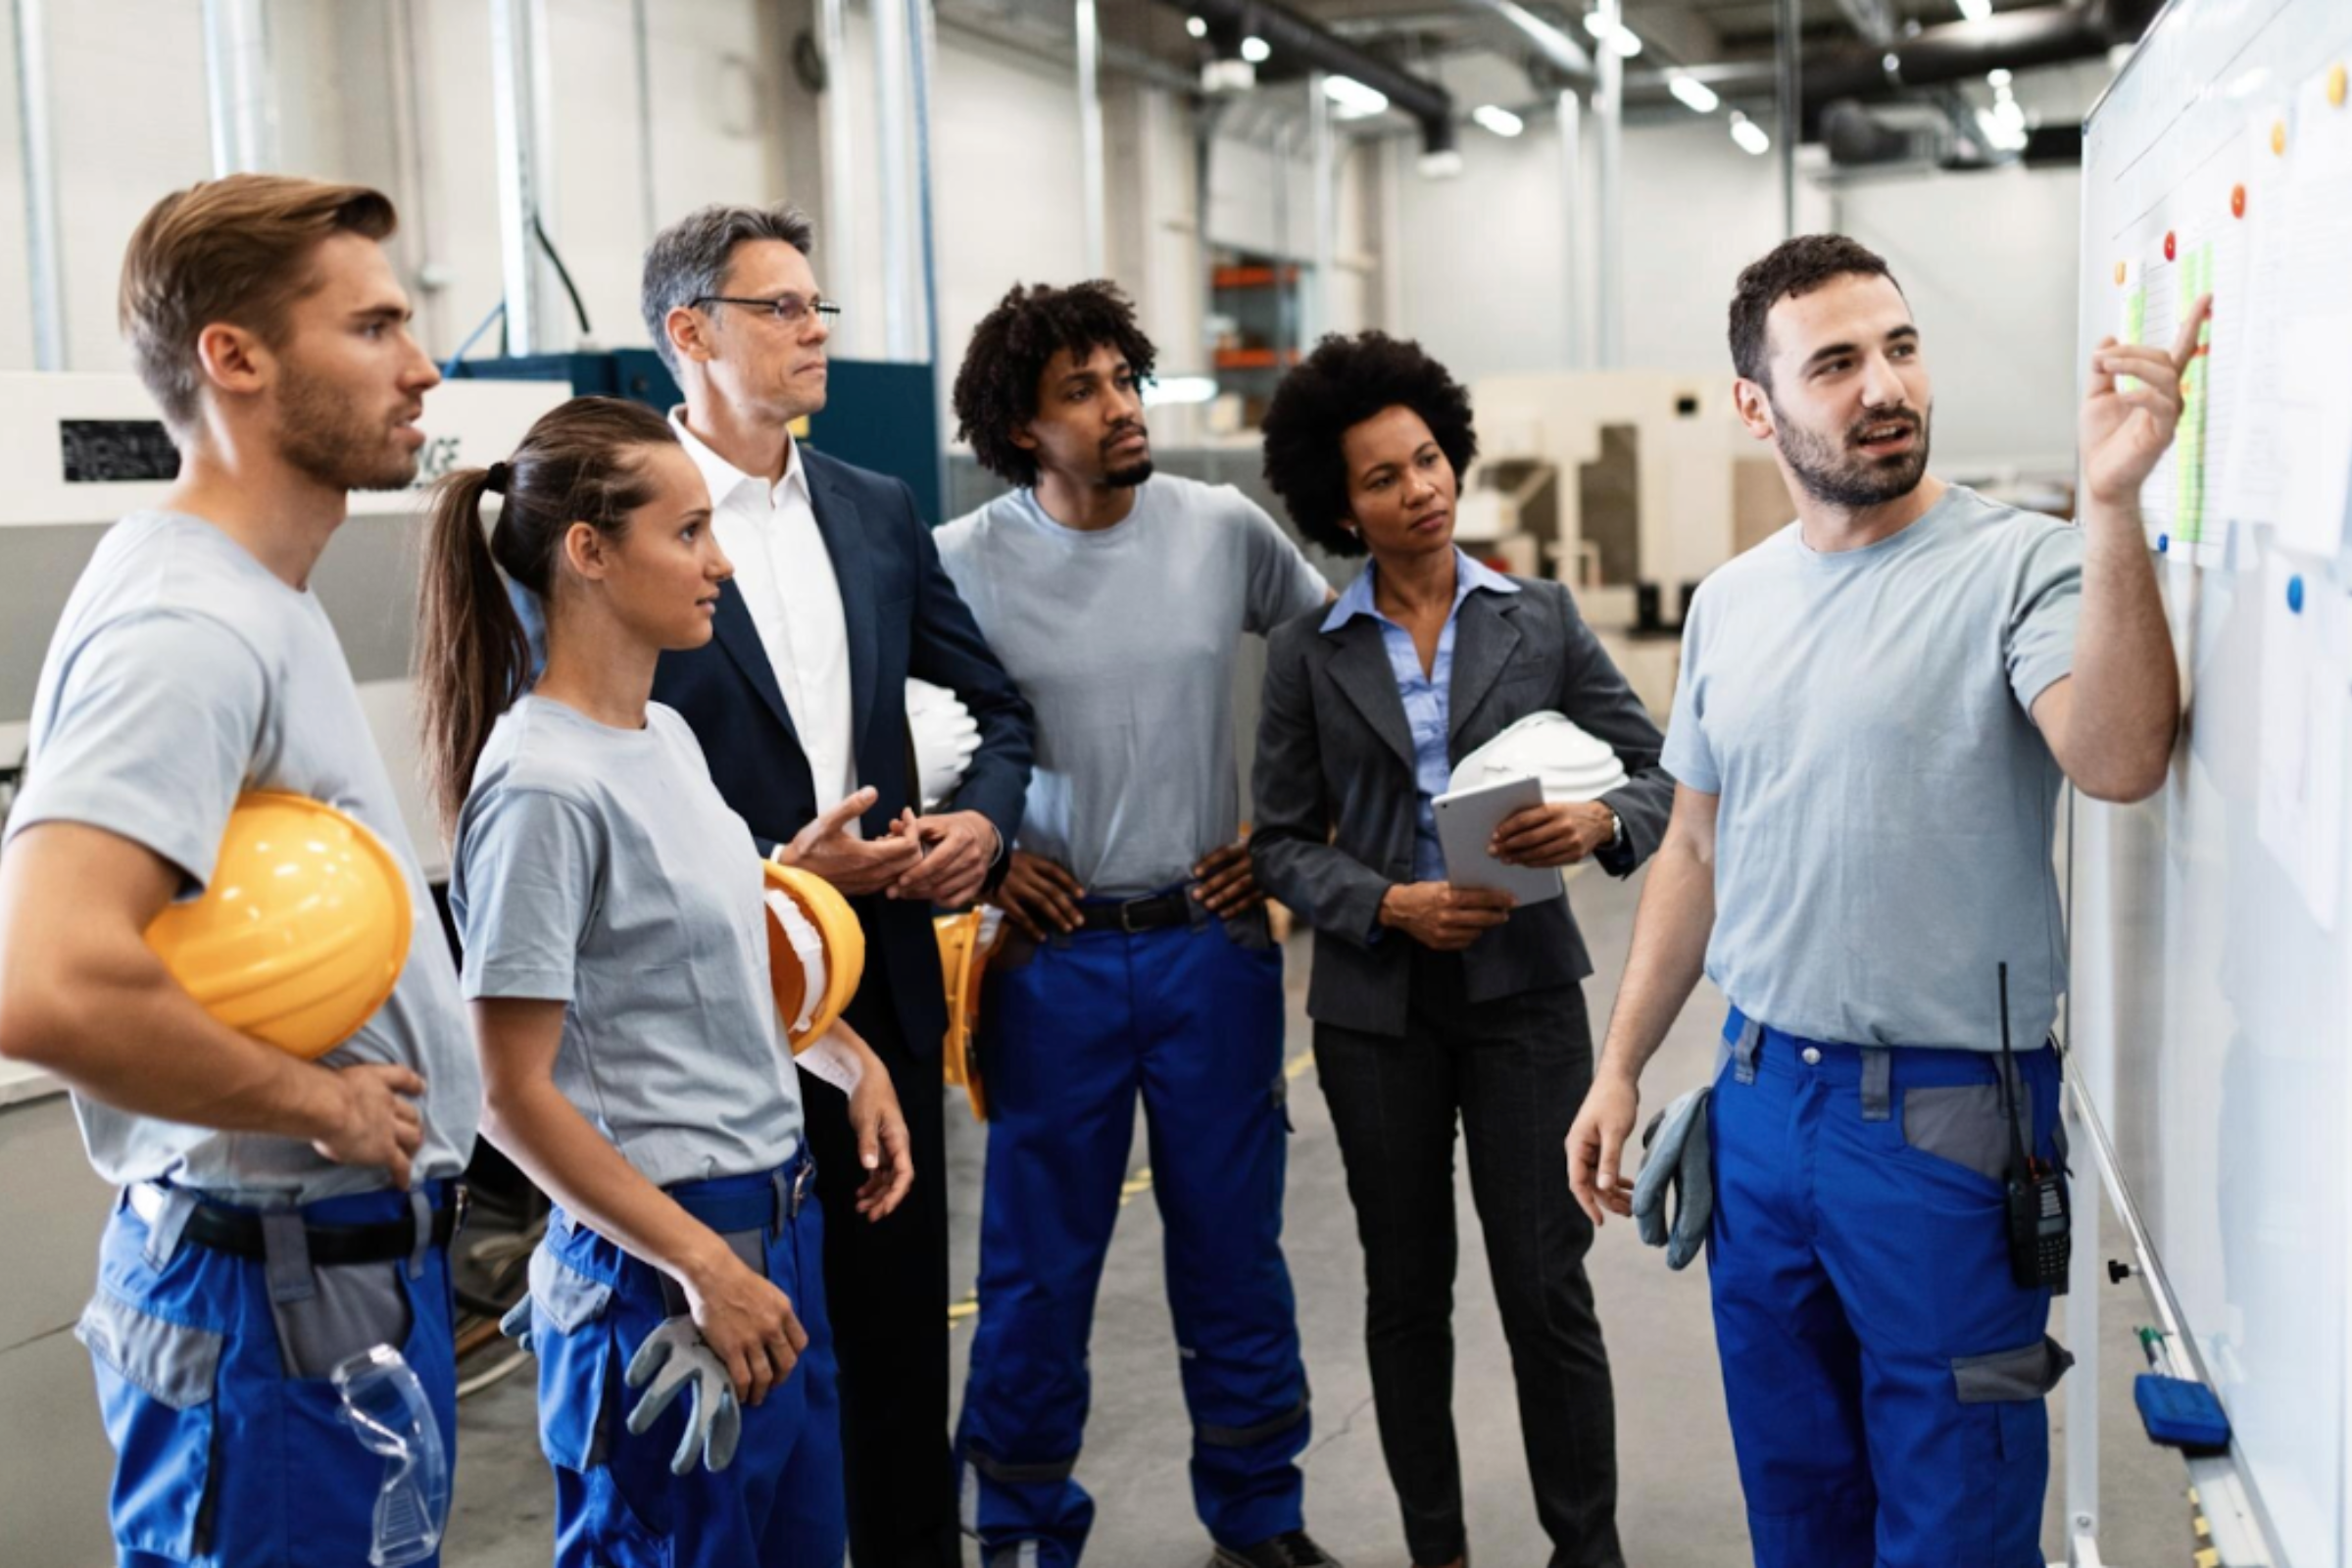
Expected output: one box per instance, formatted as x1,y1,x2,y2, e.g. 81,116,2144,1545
1566,233,2207,1568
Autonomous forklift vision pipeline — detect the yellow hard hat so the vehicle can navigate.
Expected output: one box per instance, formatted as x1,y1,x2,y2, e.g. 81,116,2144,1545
762,857,865,1054
933,909,999,1123
144,792,414,1060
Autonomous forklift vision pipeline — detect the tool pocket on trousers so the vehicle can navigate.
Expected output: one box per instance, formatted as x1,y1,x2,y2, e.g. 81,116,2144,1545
1953,1334,2073,1405
1903,1082,2031,1187
77,1290,223,1561
528,1244,621,1471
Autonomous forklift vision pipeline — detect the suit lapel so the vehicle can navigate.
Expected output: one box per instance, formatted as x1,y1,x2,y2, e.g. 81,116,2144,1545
805,455,881,759
1324,617,1418,771
710,578,799,748
1447,590,1523,746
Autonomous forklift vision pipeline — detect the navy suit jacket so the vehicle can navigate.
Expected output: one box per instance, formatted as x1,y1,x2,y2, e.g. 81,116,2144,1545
653,443,1033,1059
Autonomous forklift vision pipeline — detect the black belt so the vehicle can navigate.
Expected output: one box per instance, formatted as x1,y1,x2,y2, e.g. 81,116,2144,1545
131,1182,467,1265
1075,890,1194,934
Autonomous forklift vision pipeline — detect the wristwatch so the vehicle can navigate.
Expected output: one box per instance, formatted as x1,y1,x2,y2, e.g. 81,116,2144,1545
1606,809,1624,849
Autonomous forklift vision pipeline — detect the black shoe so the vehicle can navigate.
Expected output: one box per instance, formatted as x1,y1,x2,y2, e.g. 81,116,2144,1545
1209,1531,1344,1568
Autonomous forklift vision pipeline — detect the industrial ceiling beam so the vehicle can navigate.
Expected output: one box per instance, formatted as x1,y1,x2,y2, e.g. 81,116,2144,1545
1149,0,1458,155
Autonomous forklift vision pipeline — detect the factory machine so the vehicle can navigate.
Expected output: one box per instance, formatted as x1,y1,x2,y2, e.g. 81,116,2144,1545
1459,370,1796,634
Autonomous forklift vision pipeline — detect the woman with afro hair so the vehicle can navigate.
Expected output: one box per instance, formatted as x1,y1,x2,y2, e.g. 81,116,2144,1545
1250,330,1674,1568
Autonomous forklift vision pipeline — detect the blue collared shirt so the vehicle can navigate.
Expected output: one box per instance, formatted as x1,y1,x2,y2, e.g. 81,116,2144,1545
1323,550,1522,882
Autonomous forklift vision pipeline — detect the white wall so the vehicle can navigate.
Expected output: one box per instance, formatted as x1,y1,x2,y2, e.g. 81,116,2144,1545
1391,105,2082,472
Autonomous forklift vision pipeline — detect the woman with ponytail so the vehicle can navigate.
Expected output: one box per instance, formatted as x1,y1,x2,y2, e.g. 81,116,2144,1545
417,395,909,1566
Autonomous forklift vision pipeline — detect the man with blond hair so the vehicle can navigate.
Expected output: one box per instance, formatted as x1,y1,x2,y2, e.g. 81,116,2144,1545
0,175,476,1566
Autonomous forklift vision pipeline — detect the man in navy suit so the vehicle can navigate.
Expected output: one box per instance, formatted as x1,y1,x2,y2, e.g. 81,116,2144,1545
642,203,1033,1568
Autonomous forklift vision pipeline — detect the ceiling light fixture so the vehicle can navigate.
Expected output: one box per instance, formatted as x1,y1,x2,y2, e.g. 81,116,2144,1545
1668,73,1719,113
1324,74,1392,119
1730,112,1771,156
1956,0,1992,22
1240,34,1271,64
1473,104,1526,137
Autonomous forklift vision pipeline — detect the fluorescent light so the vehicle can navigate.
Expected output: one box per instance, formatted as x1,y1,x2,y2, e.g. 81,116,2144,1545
1956,0,1991,20
1668,73,1719,113
1417,149,1465,179
1324,74,1392,119
1144,375,1218,407
1581,10,1641,56
1730,114,1771,156
1986,67,2012,87
1240,34,1270,64
1186,15,1207,38
1975,104,2028,151
1473,104,1525,137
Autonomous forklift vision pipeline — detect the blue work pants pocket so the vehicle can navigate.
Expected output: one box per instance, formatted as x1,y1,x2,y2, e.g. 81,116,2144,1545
78,1290,223,1561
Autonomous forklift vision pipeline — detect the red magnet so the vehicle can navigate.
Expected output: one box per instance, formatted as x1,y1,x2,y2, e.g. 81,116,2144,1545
2164,230,2177,262
2230,183,2246,219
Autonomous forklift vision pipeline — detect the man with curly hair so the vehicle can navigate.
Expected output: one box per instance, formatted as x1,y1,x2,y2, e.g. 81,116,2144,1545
1567,234,2204,1568
935,280,1338,1568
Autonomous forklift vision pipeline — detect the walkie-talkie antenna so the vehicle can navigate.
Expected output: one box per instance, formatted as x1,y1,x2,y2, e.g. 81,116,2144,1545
1997,961,2032,1174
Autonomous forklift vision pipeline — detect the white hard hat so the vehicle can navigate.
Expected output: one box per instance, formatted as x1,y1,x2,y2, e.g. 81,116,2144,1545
906,678,981,811
1447,711,1630,804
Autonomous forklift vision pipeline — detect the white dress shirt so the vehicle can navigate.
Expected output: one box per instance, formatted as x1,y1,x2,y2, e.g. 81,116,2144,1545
671,412,861,826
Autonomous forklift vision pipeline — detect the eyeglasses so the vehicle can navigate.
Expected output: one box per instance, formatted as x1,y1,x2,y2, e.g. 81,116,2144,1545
691,293,843,328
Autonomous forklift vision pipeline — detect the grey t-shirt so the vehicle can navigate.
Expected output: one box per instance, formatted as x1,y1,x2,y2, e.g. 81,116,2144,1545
6,513,479,1200
450,696,802,1188
938,474,1328,897
1663,484,2083,1051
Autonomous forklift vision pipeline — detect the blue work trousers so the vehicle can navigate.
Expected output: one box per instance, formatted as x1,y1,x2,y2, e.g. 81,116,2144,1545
1708,1008,2073,1568
526,1152,843,1568
80,1181,460,1568
956,908,1309,1565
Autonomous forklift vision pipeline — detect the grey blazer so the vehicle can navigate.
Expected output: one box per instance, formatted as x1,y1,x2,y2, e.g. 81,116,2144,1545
1250,576,1674,1038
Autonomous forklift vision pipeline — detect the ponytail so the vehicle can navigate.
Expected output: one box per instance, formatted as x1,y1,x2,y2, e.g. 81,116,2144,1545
416,467,530,840
412,395,681,842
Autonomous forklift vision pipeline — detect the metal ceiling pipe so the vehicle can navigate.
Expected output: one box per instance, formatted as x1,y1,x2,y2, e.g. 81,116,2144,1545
202,0,276,175
1458,0,1592,80
1625,3,2132,117
10,0,65,370
489,0,555,355
1150,0,1456,156
1078,0,1106,278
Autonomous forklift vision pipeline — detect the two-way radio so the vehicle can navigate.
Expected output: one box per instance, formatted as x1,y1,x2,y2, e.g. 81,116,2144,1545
1997,961,2071,1293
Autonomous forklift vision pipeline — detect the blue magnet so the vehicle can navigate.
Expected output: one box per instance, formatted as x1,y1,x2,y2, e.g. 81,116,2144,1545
2156,534,2170,554
2289,573,2306,614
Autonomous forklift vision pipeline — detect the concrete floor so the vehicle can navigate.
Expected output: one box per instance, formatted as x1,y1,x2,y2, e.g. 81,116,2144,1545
445,863,2197,1567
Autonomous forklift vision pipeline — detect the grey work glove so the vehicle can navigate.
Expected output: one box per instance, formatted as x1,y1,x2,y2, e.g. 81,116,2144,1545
497,1296,534,1356
1632,1085,1713,1271
624,1316,743,1475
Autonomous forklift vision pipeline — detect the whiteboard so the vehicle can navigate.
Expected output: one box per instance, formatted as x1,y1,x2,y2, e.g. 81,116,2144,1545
2073,4,2352,1565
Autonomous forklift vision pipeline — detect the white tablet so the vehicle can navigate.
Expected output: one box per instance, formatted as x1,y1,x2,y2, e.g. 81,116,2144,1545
1432,773,1564,906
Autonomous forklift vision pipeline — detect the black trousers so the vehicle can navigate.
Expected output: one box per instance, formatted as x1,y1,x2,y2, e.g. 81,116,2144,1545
803,979,957,1568
1312,950,1624,1568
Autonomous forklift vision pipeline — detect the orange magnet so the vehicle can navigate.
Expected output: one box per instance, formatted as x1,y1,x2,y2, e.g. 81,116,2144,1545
2331,64,2347,108
2231,183,2247,219
2273,119,2289,156
2164,230,2177,262
2115,260,2128,285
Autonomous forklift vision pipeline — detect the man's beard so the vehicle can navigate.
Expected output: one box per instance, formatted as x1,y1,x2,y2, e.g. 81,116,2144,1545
1774,400,1931,510
1105,458,1153,489
276,360,418,495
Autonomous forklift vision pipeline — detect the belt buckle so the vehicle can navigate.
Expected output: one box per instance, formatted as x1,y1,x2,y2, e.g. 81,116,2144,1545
1118,898,1149,934
449,1181,471,1240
